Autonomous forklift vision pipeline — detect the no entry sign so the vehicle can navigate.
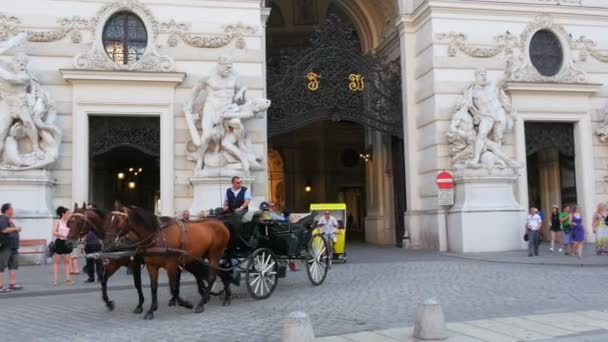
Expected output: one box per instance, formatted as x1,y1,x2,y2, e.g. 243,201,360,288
436,171,454,190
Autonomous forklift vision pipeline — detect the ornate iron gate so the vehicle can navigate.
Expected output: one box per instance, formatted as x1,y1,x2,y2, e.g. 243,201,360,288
267,14,403,137
89,116,160,157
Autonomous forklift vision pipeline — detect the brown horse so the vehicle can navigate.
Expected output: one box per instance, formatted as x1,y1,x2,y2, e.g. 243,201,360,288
66,203,146,314
108,205,231,320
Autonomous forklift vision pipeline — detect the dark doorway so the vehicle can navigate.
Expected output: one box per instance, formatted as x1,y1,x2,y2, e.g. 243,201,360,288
89,116,160,212
525,122,576,237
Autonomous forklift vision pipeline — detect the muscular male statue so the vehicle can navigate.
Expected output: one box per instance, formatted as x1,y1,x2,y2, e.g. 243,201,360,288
184,55,247,170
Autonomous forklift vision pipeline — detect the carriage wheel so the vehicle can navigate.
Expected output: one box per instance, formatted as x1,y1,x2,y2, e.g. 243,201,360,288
306,234,330,286
245,248,279,300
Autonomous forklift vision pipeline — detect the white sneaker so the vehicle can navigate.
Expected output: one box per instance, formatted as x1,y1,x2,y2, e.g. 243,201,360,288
549,248,554,252
558,248,563,252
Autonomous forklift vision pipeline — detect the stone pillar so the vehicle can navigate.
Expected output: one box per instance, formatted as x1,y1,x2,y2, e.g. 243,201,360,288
364,129,395,245
447,169,526,253
397,17,425,248
189,176,255,214
537,148,561,236
0,170,55,263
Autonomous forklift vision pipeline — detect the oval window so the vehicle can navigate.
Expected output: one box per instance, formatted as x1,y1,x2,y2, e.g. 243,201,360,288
102,11,148,65
529,30,563,77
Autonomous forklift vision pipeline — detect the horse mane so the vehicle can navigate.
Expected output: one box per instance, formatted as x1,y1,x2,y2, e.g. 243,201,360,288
89,208,106,220
128,206,159,233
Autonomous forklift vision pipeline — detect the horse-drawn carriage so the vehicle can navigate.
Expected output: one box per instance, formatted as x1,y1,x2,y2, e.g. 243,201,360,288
67,202,331,319
209,208,331,299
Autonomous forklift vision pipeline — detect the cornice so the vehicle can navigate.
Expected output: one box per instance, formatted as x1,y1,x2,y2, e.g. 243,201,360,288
60,69,186,84
504,81,602,94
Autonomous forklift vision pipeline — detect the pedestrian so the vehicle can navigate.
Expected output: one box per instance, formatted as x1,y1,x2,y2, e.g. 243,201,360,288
571,205,585,258
549,205,563,253
560,205,572,255
0,203,23,293
52,206,74,285
83,224,103,283
525,207,542,257
182,210,190,220
593,203,608,255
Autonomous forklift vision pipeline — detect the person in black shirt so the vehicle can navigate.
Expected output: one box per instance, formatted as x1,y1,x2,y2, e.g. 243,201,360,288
549,205,563,253
0,203,22,293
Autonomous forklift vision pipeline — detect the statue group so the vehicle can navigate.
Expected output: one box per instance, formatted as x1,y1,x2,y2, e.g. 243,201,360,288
184,55,270,177
447,68,520,171
0,33,61,171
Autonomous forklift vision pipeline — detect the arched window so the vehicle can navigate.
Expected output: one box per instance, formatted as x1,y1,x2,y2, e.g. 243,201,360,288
529,30,563,77
102,11,147,65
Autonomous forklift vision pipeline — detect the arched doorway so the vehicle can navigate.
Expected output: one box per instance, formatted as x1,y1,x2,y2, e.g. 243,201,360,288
89,116,160,212
266,1,405,245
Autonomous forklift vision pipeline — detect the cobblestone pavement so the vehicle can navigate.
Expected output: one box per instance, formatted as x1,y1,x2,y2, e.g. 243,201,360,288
2,244,608,342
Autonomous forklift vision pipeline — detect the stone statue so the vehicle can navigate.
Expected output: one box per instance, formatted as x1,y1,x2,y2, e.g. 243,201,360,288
184,55,270,176
0,33,61,170
448,68,519,170
596,106,608,143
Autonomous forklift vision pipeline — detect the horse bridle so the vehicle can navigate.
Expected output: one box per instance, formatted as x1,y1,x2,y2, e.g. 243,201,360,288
109,210,157,251
68,212,91,239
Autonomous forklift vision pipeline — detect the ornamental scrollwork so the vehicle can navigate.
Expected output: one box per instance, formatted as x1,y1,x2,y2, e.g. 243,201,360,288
0,13,90,43
160,20,257,49
267,14,402,137
90,117,160,157
73,0,175,72
435,31,518,58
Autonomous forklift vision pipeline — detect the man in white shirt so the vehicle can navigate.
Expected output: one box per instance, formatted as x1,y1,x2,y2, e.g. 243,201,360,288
317,211,339,243
525,207,542,257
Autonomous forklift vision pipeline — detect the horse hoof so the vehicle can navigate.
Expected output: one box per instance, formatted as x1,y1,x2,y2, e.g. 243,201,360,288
133,307,143,314
180,300,194,309
106,301,115,311
143,313,154,320
194,305,205,314
222,300,231,307
168,299,176,306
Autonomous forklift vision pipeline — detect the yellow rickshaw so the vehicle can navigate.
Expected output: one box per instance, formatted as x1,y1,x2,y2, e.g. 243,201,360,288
310,203,347,263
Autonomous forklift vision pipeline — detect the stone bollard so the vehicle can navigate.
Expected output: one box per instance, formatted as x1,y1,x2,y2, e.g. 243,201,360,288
413,299,448,340
282,311,315,342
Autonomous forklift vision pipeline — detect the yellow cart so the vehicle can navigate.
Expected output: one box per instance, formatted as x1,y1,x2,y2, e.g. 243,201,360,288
310,203,347,263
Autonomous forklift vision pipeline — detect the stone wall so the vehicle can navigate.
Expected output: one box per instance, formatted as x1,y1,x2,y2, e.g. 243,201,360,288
0,0,267,241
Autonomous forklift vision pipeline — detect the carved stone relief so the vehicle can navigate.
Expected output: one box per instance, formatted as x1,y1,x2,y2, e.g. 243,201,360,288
437,15,595,83
1,0,258,72
0,13,89,43
73,0,175,72
161,20,256,49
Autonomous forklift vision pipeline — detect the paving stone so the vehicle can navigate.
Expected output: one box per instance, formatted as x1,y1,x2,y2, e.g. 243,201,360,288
447,323,518,342
466,319,551,340
492,317,574,337
3,244,608,341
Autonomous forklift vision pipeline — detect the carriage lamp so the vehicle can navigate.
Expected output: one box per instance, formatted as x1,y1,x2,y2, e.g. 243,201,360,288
128,181,136,189
117,172,125,180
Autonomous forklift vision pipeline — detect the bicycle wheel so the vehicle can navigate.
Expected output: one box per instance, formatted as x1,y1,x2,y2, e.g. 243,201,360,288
306,234,330,286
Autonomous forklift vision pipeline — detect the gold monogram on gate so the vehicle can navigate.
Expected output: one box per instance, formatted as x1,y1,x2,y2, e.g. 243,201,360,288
348,74,365,92
306,72,321,91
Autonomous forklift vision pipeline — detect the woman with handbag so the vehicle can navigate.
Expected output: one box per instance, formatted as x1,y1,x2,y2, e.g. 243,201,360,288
52,206,74,285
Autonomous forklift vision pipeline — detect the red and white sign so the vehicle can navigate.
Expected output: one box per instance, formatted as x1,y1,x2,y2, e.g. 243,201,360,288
436,171,454,190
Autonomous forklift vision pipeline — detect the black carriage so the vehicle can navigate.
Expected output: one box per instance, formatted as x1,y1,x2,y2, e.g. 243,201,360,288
211,209,330,299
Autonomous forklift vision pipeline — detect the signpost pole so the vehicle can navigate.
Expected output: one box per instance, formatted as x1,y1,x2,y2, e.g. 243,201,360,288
436,171,454,252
